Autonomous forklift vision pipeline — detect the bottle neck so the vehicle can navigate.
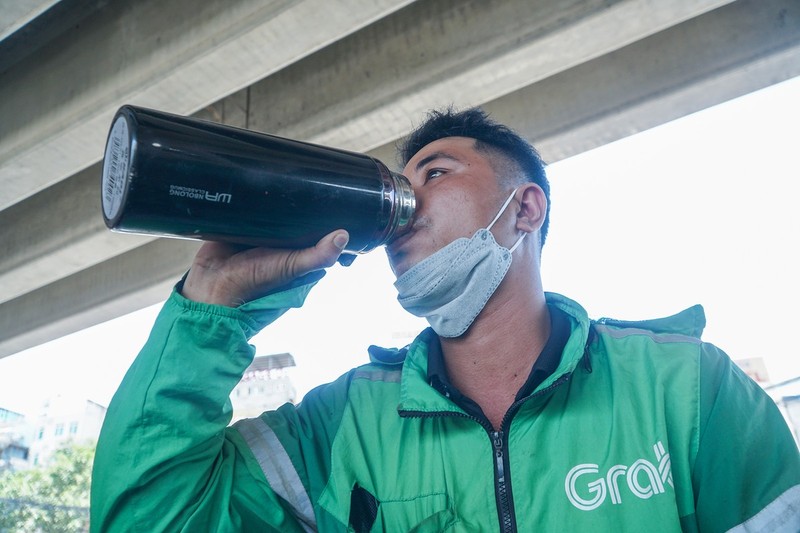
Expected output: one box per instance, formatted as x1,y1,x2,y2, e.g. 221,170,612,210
389,170,416,239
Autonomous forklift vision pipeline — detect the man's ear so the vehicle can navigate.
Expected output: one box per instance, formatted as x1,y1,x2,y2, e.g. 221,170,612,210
515,183,547,234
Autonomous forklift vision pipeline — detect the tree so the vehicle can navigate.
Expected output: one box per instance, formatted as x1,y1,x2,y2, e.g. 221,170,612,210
0,442,94,533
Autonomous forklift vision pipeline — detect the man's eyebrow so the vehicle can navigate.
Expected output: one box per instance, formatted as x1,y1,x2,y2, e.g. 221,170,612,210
414,152,461,172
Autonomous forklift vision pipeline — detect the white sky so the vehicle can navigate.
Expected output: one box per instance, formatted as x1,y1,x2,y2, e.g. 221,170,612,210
1,75,798,417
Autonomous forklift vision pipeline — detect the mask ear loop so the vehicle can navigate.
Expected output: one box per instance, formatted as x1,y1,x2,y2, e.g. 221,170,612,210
486,188,527,253
508,231,526,253
486,188,518,231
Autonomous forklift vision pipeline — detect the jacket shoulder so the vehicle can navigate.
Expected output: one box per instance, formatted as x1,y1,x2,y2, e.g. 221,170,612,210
593,304,706,339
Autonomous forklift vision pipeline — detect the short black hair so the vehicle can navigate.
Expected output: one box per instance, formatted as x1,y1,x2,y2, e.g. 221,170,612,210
399,107,550,247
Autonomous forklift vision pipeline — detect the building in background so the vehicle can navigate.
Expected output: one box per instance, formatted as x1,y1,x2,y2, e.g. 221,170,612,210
230,353,297,424
26,395,106,467
765,377,800,448
728,357,799,448
0,407,31,471
0,408,24,427
735,357,772,385
0,350,297,468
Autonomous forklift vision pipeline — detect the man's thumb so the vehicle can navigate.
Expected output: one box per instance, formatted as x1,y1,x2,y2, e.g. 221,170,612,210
310,230,349,271
332,231,349,251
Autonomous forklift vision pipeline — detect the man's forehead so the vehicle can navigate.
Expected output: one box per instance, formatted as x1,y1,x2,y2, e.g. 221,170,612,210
406,136,479,168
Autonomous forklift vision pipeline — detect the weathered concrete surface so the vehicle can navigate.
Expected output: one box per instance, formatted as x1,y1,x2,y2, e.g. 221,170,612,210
2,0,798,358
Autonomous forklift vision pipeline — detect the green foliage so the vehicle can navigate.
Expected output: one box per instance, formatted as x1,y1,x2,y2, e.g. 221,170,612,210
0,442,94,533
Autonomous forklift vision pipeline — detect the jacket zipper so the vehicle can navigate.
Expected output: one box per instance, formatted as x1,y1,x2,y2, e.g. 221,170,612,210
493,372,574,532
492,429,515,532
400,372,573,533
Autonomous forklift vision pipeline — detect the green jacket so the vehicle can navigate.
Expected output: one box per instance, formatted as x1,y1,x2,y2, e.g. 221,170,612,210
91,283,800,532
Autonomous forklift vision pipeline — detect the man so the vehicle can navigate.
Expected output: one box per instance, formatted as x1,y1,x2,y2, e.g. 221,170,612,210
91,109,800,532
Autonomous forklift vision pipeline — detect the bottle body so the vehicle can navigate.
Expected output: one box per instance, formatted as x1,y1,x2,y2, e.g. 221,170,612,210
101,105,414,254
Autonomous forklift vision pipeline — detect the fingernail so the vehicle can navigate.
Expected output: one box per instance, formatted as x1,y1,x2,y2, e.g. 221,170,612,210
333,233,349,249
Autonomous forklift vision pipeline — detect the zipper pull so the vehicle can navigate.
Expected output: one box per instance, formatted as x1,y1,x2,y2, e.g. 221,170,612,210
492,431,505,482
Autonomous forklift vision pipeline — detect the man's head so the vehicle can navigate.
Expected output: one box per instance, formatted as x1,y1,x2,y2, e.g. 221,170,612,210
399,107,550,246
387,108,550,277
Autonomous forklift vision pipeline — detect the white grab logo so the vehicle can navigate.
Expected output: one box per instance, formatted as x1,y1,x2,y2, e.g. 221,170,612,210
565,441,673,511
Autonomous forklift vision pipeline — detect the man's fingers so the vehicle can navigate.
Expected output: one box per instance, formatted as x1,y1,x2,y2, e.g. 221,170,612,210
184,231,349,305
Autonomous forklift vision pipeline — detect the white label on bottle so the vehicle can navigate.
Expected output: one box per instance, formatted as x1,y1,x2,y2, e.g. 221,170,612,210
102,116,130,221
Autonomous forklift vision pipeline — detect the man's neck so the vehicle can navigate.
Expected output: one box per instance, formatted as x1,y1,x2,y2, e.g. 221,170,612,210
439,271,550,430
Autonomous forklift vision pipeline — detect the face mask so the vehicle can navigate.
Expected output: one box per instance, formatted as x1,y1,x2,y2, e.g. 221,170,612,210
394,188,525,338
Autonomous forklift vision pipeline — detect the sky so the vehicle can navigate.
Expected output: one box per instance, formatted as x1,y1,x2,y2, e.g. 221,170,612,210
1,75,798,417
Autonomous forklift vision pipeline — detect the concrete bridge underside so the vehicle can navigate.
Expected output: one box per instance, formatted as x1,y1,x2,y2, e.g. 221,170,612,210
1,0,798,358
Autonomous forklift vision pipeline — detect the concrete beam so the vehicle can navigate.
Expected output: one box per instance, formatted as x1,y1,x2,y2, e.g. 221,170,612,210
0,162,152,305
0,0,733,308
370,0,800,163
0,0,62,40
0,239,200,359
0,0,415,210
0,93,250,306
486,0,800,162
245,0,732,152
2,0,797,358
0,0,107,73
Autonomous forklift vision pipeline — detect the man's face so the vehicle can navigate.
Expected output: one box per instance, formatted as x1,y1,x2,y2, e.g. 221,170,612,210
387,136,509,277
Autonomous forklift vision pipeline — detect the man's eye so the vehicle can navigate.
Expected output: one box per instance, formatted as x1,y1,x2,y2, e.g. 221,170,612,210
426,169,445,180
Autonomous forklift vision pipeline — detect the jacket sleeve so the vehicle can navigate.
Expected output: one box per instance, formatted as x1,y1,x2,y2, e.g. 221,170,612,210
690,343,800,533
90,278,321,532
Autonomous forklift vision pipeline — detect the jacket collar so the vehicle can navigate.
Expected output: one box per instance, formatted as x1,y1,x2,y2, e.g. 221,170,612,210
369,293,593,415
366,294,706,416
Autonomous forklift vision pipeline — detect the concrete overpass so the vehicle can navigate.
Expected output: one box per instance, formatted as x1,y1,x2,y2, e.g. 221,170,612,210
1,0,798,358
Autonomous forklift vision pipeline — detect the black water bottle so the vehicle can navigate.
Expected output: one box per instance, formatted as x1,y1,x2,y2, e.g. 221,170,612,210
100,106,415,261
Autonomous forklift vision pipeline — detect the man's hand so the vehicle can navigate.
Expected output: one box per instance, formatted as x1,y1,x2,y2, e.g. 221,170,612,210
181,230,349,307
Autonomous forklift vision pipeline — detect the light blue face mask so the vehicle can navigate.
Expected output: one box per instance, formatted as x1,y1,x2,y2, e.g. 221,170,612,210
394,188,526,338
